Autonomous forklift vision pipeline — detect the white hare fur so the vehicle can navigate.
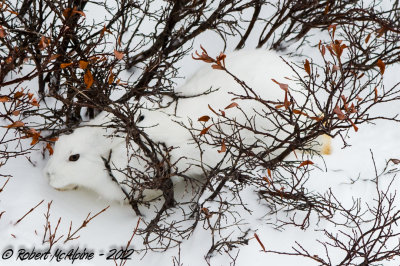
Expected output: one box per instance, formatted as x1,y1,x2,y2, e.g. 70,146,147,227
44,49,330,202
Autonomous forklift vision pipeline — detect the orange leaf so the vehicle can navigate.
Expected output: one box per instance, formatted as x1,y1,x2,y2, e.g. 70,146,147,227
310,116,323,122
298,160,314,168
198,115,210,122
31,98,39,107
271,79,288,91
267,168,272,177
6,121,25,128
225,102,238,109
0,96,9,102
200,125,212,135
304,59,311,75
46,143,54,155
0,25,6,38
84,70,94,89
60,62,73,69
12,110,20,116
114,50,124,60
79,60,89,69
108,72,115,84
49,54,60,61
14,91,24,98
73,9,86,18
218,139,226,153
293,109,308,117
374,87,378,102
376,59,385,75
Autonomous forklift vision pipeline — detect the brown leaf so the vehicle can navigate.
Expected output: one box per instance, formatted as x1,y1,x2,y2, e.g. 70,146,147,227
304,59,311,75
14,91,24,98
218,139,226,153
0,25,6,38
200,125,212,135
374,87,378,102
333,105,346,120
73,9,86,17
324,2,329,14
198,115,210,122
6,121,25,128
108,72,115,84
79,60,89,70
84,70,94,89
0,96,9,102
376,59,385,75
365,33,372,44
12,110,20,116
332,65,340,72
62,8,72,18
114,50,124,60
328,24,337,39
267,168,272,178
298,160,314,168
225,102,238,109
211,64,224,70
254,233,266,252
208,104,219,115
271,79,288,91
348,119,358,132
389,158,400,164
49,54,60,61
60,62,73,69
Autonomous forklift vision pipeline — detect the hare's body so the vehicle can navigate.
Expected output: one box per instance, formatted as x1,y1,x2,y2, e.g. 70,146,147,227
44,50,325,202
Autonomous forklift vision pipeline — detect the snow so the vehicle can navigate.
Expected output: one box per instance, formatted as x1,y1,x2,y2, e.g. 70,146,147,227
2,2,400,266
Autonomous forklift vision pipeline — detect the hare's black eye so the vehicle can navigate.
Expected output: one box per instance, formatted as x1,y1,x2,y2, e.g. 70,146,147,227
69,154,80,162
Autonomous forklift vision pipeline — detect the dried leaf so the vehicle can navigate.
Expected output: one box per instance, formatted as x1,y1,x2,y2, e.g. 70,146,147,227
31,98,39,107
12,110,20,116
324,2,330,14
218,139,226,153
271,79,288,91
376,59,385,75
333,105,346,120
389,158,400,164
46,143,54,155
108,72,114,84
14,91,24,98
79,60,89,70
6,121,25,128
0,96,9,102
304,59,311,75
84,70,94,89
0,25,6,38
374,87,378,102
328,24,337,39
267,168,271,178
293,109,308,117
62,8,72,18
298,160,314,168
60,62,73,69
114,50,124,60
200,125,212,135
225,102,238,109
332,65,340,72
208,104,219,115
73,9,86,18
211,64,224,70
348,119,359,132
198,115,210,122
365,33,372,43
254,233,266,252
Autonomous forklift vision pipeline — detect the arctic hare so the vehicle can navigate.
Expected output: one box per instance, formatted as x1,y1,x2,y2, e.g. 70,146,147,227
44,49,330,202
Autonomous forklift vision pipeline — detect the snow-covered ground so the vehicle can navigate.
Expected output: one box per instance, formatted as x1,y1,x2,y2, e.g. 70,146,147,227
2,2,400,266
